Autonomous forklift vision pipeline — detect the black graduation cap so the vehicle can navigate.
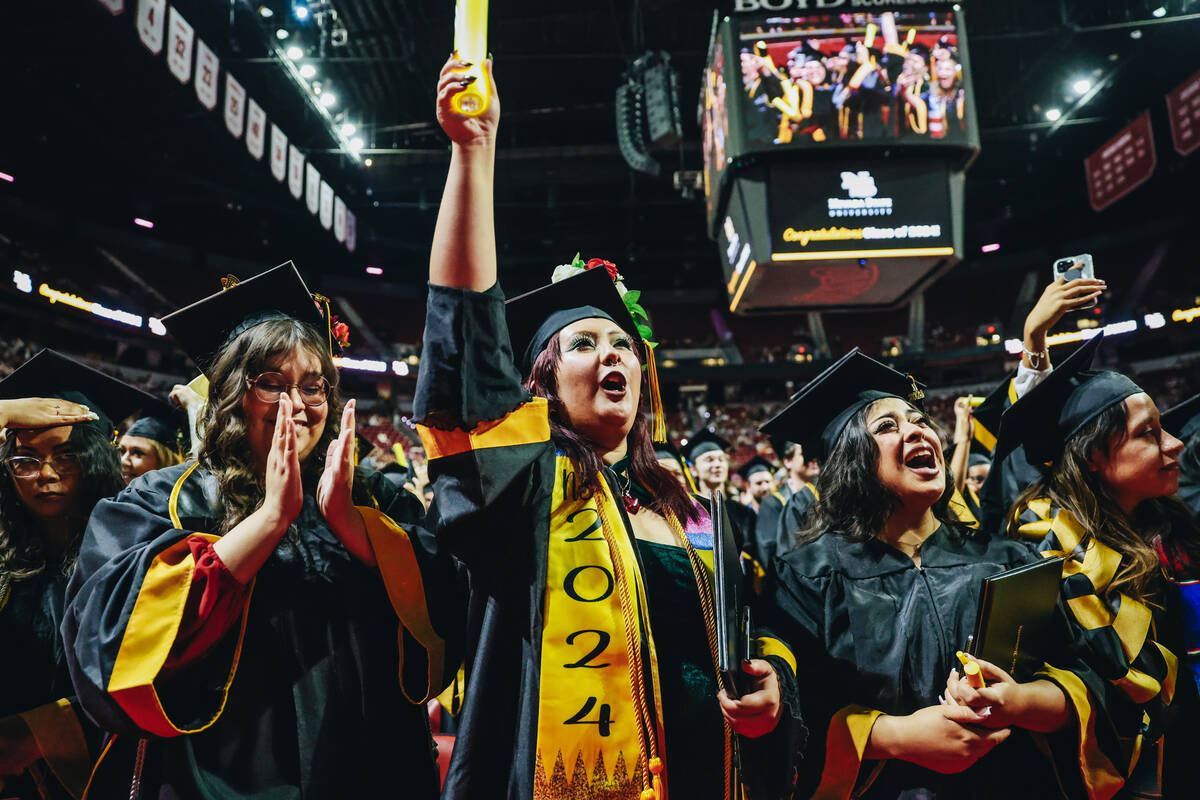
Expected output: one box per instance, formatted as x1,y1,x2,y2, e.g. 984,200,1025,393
683,428,732,462
653,441,684,463
161,262,331,374
906,42,931,58
997,334,1141,467
968,452,993,469
1163,393,1200,441
0,349,163,436
124,405,188,454
505,265,644,375
737,455,775,481
760,348,925,462
969,373,1016,455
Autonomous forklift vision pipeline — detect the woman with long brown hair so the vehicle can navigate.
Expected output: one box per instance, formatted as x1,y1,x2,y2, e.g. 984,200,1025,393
412,57,801,800
61,264,463,799
997,334,1200,796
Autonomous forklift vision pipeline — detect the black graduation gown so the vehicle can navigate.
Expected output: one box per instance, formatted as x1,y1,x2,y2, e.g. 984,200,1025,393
61,463,464,799
0,569,95,800
768,524,1076,799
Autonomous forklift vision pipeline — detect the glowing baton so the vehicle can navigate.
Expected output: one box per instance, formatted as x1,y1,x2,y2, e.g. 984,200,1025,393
452,0,489,116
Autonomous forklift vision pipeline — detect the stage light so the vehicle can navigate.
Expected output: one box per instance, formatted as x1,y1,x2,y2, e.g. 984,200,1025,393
299,63,316,78
1072,79,1091,94
333,356,387,373
148,317,167,336
340,122,356,136
259,6,274,18
275,28,289,40
365,266,383,275
1045,108,1062,121
349,137,364,152
12,270,32,293
294,3,309,21
320,92,337,107
0,171,13,183
363,158,373,167
286,46,303,60
134,217,154,229
1152,6,1167,18
980,242,1000,253
1144,312,1166,329
391,360,409,376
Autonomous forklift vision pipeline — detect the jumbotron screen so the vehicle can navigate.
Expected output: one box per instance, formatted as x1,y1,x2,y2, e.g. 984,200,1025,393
733,10,976,150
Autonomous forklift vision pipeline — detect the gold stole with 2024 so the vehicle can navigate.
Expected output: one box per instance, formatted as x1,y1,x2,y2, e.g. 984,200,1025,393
533,455,670,800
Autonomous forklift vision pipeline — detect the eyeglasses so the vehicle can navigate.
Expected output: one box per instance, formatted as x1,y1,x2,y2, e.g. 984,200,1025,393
5,452,80,479
245,372,332,407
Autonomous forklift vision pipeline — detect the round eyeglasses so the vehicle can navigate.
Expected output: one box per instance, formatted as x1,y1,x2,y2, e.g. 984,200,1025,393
245,372,332,407
5,452,81,479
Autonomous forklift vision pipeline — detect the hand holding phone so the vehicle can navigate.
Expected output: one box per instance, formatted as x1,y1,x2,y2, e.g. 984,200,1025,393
1052,254,1098,307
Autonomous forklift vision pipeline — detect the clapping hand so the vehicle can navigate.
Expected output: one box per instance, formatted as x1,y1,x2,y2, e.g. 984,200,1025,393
317,400,376,566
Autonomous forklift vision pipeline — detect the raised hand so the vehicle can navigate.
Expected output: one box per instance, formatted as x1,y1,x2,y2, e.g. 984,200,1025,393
0,397,97,430
436,56,500,146
717,659,783,738
1022,276,1107,368
317,399,376,566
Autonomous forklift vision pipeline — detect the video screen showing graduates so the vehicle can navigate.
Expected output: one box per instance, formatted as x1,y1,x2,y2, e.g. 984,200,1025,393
736,10,973,148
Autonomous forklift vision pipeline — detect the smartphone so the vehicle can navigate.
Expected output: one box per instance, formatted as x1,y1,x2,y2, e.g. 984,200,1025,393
1053,253,1097,308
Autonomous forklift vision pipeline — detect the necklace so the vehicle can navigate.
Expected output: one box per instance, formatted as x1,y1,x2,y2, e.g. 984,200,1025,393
609,465,641,514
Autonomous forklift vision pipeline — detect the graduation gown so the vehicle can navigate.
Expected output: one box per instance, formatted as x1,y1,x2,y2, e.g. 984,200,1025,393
61,462,464,799
0,570,94,800
768,523,1092,799
413,283,803,800
753,482,818,567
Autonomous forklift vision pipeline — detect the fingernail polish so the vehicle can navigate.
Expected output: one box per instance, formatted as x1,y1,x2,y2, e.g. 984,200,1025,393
463,61,474,67
461,76,477,85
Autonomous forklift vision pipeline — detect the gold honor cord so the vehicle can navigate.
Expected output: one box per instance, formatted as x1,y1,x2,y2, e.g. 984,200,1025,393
644,339,667,444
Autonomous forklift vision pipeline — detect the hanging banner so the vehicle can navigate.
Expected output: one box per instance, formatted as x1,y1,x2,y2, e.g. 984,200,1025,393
97,0,125,15
269,125,288,181
1085,111,1155,212
195,39,219,110
224,74,246,139
345,211,357,253
319,182,335,230
1166,69,1200,157
165,7,194,83
334,197,347,242
136,0,166,54
246,99,267,160
288,144,305,198
306,164,321,215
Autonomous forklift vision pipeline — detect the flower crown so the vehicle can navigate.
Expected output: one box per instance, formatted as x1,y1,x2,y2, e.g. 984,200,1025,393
551,253,655,347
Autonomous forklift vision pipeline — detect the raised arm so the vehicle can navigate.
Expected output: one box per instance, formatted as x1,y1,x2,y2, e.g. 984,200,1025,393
430,56,500,291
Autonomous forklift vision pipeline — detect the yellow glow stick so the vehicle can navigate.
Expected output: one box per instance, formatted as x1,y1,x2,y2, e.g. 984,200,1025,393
906,28,917,45
452,0,489,116
864,23,878,50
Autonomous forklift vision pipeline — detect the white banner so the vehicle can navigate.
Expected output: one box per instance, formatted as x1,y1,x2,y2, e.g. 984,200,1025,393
224,73,246,139
333,197,347,242
246,99,266,160
194,39,219,109
165,7,194,83
269,125,288,181
305,164,320,215
97,0,125,15
136,0,166,54
319,182,334,230
288,144,304,198
345,211,357,253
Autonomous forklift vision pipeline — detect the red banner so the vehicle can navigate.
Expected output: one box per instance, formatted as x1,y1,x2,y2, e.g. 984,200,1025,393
1167,69,1200,157
1085,111,1156,212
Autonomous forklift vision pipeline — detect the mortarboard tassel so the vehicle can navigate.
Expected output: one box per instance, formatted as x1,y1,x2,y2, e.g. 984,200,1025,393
643,338,667,444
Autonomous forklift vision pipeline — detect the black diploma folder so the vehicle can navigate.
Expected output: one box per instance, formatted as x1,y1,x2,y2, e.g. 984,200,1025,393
712,489,751,697
970,555,1065,681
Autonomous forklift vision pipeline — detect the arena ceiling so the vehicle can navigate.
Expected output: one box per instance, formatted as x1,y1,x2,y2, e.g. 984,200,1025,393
2,0,1199,303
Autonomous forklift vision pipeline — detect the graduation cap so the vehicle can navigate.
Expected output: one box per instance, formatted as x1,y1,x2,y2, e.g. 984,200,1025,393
506,258,666,441
968,452,993,469
0,349,163,437
161,262,335,375
683,428,732,462
759,348,925,462
997,333,1142,467
1162,393,1200,441
123,405,188,456
737,455,775,481
969,374,1016,455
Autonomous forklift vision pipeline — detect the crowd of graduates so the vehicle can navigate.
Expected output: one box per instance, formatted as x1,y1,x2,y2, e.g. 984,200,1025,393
3,57,1200,800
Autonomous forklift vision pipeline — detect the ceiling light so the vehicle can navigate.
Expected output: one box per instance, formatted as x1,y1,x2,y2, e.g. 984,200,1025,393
320,92,337,107
286,46,303,60
364,158,374,167
0,171,13,183
299,63,316,79
1152,6,1167,17
294,3,309,20
980,242,1000,253
1072,79,1091,94
1045,108,1062,121
134,217,155,229
275,28,289,40
365,266,383,275
1130,29,1143,39
341,122,356,136
349,137,364,151
259,6,274,18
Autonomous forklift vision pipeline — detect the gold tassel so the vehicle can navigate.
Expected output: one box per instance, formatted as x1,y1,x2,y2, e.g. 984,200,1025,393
312,293,334,357
644,339,666,443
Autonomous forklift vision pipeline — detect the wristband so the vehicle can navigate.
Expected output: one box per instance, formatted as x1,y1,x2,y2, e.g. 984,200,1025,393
1022,344,1048,369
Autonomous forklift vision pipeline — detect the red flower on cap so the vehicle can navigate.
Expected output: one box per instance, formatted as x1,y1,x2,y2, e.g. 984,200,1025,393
585,258,620,282
331,316,351,349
